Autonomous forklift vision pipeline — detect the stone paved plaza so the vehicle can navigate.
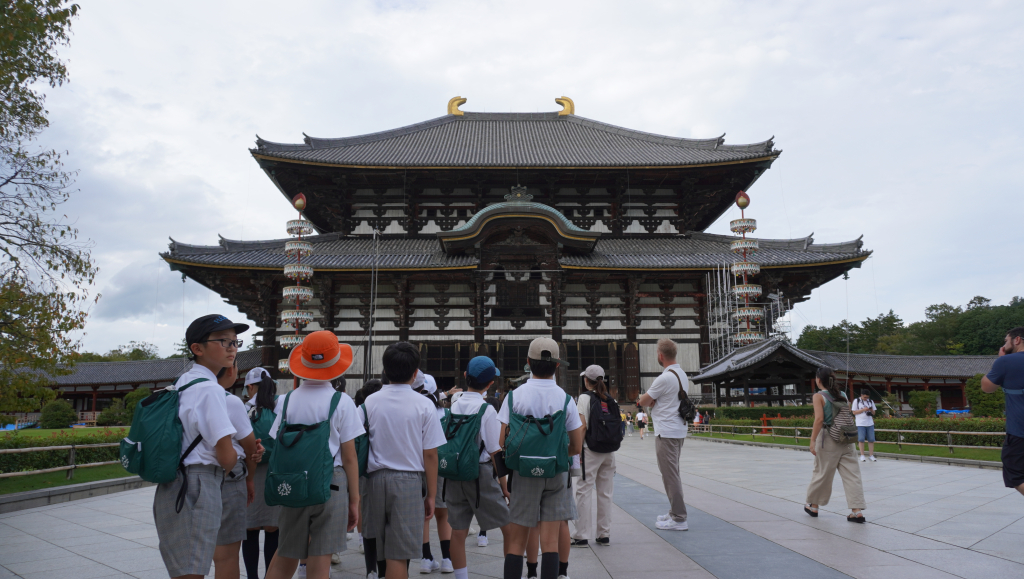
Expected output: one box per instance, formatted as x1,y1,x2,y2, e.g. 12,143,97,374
1,436,1022,579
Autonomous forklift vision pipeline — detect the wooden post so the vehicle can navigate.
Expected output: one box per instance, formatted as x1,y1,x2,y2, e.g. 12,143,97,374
66,445,76,481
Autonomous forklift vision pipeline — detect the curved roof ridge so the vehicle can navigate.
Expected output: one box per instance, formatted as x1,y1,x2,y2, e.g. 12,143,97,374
686,231,864,252
253,113,777,154
806,350,997,361
451,199,592,235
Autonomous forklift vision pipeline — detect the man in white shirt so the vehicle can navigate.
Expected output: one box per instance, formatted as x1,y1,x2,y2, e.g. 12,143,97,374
637,338,690,531
264,331,363,579
364,342,447,579
154,314,246,579
852,390,878,462
498,337,584,579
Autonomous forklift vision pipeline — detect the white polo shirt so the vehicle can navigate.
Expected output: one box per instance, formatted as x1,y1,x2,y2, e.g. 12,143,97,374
646,364,688,438
497,378,582,432
364,383,447,473
269,380,363,468
224,394,254,460
170,365,237,467
450,391,501,462
852,398,876,427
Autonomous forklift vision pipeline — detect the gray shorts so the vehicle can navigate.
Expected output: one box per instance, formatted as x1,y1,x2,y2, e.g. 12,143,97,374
246,463,281,529
153,464,224,577
508,471,577,527
359,476,372,539
365,469,424,561
445,463,510,531
277,467,350,559
435,474,447,510
217,460,249,545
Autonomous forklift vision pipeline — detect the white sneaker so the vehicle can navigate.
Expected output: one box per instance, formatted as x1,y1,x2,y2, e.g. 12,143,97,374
358,534,364,554
655,519,689,531
331,553,341,565
477,534,489,547
367,573,378,579
558,575,571,579
869,455,877,462
296,564,307,578
656,513,672,522
420,558,440,574
859,455,866,462
439,558,454,573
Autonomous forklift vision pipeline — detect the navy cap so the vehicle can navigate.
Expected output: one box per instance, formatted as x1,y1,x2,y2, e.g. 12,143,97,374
467,356,500,383
185,314,249,348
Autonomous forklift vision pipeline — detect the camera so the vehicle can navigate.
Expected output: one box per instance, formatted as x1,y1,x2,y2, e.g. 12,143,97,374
865,411,874,417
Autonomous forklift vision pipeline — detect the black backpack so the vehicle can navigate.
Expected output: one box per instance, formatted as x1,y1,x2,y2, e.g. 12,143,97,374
584,393,623,453
668,370,697,422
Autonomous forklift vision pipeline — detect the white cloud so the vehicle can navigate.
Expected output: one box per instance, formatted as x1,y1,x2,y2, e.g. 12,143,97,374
27,0,1024,355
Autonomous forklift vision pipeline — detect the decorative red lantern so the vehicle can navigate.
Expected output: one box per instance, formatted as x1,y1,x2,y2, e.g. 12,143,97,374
292,193,307,211
735,190,750,209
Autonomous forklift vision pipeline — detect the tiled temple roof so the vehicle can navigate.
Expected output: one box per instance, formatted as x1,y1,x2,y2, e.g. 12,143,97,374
45,350,264,387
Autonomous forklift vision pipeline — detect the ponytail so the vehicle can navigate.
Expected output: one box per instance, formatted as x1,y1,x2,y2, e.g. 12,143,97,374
815,367,843,400
585,376,609,401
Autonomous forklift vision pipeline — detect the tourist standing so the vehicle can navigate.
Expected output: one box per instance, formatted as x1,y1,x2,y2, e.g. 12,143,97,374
364,343,447,579
637,339,689,531
981,327,1024,497
804,367,865,522
626,412,634,436
571,365,620,547
852,389,877,462
355,379,384,579
243,368,282,579
153,314,245,579
498,337,584,579
635,409,647,440
263,331,362,579
416,371,454,574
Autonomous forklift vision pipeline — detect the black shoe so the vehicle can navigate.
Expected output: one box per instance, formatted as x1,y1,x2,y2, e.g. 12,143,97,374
570,538,589,548
595,537,610,546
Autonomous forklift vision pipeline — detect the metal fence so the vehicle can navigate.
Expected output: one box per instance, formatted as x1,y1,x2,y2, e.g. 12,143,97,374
691,424,1004,454
0,443,121,480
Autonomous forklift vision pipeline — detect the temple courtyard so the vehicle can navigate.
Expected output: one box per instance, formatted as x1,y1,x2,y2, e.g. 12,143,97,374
1,436,1022,579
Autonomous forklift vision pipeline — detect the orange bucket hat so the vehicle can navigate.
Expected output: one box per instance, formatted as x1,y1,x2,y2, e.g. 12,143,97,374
288,331,353,381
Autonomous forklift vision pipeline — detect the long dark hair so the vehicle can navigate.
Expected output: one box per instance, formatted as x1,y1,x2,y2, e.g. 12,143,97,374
254,376,277,411
583,376,609,401
355,379,383,406
815,367,843,400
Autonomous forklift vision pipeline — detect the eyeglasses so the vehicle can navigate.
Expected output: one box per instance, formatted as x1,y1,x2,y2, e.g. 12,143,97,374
202,339,243,349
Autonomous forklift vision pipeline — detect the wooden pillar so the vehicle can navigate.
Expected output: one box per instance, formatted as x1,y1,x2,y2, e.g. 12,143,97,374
550,272,564,342
607,341,620,401
473,273,486,343
961,381,967,408
395,276,410,342
317,277,336,332
624,277,640,342
91,387,98,412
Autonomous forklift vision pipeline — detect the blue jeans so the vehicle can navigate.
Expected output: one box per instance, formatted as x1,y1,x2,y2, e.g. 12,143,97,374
857,425,875,443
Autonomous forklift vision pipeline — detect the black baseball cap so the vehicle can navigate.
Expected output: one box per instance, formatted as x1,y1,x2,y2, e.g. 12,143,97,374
186,314,250,348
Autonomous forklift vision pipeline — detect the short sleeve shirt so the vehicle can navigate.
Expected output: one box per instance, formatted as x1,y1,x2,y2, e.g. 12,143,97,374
497,378,583,432
364,384,448,473
987,352,1024,437
225,394,254,459
646,365,688,438
852,398,876,427
578,393,593,426
171,365,237,467
269,380,364,467
451,391,502,462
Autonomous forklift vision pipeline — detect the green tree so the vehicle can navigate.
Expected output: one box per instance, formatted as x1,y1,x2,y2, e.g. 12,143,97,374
955,297,1024,355
122,387,151,423
907,391,939,418
78,341,160,362
39,398,76,428
965,373,1004,417
96,398,127,426
165,338,191,359
796,321,857,352
0,1,92,411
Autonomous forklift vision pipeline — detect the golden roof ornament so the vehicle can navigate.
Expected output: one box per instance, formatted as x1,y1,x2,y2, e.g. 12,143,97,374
555,96,575,116
447,96,467,116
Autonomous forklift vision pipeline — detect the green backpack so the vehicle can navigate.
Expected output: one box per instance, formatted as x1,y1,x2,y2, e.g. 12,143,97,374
120,378,207,512
249,396,279,465
502,391,571,479
438,404,489,481
354,404,370,477
264,390,342,508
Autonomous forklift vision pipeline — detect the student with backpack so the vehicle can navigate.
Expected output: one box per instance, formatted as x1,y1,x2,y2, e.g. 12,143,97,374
263,331,363,579
139,314,247,579
364,343,448,579
354,379,384,579
570,365,620,548
498,337,584,579
415,371,454,574
805,367,866,522
443,357,511,579
242,368,283,579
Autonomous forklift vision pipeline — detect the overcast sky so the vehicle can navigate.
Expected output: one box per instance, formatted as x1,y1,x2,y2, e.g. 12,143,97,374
36,0,1024,357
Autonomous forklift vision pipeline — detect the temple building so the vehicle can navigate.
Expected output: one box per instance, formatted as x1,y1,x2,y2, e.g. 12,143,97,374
161,97,870,400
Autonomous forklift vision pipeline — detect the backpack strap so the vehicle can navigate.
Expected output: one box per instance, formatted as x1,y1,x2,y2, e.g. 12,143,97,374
668,369,685,399
327,391,343,421
173,377,209,513
178,378,208,392
361,404,369,429
280,391,293,424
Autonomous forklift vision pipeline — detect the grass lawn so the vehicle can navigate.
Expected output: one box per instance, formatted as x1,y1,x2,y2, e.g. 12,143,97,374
2,427,128,439
0,463,132,496
688,431,1003,462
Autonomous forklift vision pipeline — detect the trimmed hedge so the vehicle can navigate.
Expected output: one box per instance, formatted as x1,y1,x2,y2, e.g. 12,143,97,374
765,417,1006,447
717,406,814,420
0,428,128,474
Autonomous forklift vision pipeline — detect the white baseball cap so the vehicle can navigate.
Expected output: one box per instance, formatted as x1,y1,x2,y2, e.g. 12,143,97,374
244,367,270,386
411,369,425,390
423,374,437,395
580,365,605,381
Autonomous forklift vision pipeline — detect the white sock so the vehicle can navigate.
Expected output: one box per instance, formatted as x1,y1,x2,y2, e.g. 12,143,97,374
454,568,469,579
